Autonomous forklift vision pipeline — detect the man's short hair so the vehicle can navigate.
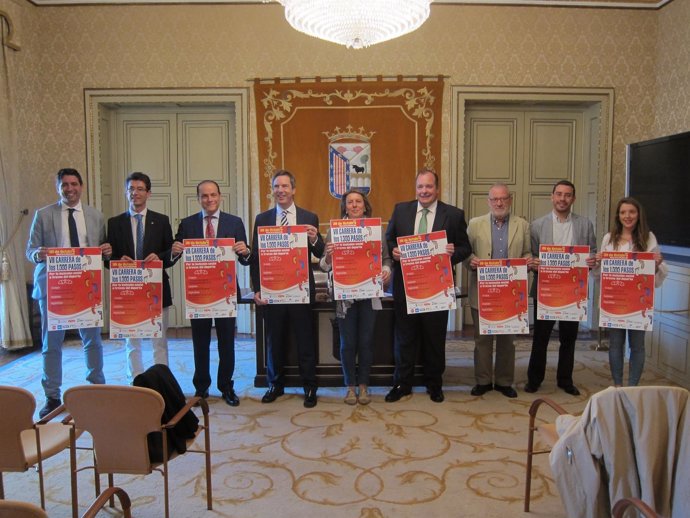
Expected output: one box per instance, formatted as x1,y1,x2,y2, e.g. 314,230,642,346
272,169,296,189
126,172,152,191
415,168,438,187
196,180,221,196
56,168,83,185
552,179,576,196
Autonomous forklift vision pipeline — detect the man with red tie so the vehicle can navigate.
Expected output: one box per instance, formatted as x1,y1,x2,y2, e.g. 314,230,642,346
171,180,251,406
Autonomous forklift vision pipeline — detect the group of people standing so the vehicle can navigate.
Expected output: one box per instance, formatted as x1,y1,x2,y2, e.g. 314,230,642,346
26,168,666,419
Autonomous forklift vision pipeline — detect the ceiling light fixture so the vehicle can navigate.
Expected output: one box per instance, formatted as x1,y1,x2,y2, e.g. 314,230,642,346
276,0,432,50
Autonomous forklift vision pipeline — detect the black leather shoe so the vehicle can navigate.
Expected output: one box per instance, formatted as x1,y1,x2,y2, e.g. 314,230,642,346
427,387,444,403
385,385,412,402
303,388,317,408
222,389,240,407
39,397,62,419
523,383,539,393
262,385,284,403
559,384,581,396
470,384,493,396
494,385,518,398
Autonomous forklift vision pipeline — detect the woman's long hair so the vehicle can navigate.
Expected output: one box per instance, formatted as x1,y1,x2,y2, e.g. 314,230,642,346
609,196,650,251
339,189,372,218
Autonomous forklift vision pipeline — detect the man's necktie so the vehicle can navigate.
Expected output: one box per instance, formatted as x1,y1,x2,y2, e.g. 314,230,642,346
418,208,429,235
205,215,215,238
280,210,288,227
68,208,80,247
134,214,144,260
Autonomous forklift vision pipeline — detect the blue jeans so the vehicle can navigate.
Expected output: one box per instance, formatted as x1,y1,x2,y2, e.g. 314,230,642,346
39,298,105,399
608,328,646,386
338,300,376,387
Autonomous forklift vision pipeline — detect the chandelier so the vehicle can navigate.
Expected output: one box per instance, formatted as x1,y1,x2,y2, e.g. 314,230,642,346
277,0,432,49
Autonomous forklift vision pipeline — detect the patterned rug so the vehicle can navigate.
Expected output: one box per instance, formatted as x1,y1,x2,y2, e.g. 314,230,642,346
0,336,674,518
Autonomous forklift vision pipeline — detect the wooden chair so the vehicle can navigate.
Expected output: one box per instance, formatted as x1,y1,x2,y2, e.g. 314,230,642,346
0,386,74,510
0,487,131,518
63,384,211,518
523,397,568,512
612,497,660,518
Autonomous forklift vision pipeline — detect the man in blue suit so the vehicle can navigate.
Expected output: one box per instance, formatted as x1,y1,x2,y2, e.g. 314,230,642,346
250,170,325,408
385,169,472,403
171,180,251,406
525,179,597,396
26,168,112,418
107,172,175,381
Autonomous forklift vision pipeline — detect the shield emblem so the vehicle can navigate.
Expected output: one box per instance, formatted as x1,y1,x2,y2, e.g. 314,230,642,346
329,141,371,198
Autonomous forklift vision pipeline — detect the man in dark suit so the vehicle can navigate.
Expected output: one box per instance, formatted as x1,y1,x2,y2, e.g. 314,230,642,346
385,169,472,403
107,172,175,382
250,169,325,408
171,180,251,406
525,179,597,396
26,168,112,418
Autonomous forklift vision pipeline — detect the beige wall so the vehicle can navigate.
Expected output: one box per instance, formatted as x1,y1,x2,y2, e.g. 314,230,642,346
1,1,686,277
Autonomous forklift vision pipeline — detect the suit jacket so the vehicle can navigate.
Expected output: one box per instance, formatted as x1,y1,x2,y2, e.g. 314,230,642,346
530,211,596,297
464,212,531,309
107,209,175,307
26,202,106,300
386,200,472,303
250,206,325,302
173,211,251,297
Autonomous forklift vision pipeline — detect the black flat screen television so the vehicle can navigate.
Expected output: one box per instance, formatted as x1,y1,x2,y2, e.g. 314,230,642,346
627,131,690,262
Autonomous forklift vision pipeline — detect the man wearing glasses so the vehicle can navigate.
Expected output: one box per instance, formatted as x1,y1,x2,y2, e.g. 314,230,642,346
107,172,175,381
464,183,531,398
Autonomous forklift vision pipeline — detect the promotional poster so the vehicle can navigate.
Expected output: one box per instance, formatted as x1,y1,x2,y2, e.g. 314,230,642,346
398,230,456,315
537,245,590,322
331,217,383,300
110,260,163,338
46,247,103,330
258,225,310,304
477,258,529,335
183,238,237,318
599,251,656,331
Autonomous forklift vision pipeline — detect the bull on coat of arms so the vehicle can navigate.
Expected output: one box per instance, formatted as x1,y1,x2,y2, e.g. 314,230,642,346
325,126,375,199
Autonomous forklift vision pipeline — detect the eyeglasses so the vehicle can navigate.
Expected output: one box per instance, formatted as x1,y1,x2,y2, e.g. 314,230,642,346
127,187,148,193
488,196,511,203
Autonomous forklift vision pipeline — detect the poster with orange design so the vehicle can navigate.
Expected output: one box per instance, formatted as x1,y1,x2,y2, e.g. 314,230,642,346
258,225,309,304
183,238,237,318
537,245,590,322
599,251,655,331
478,258,529,335
331,218,383,300
398,231,456,315
110,260,163,338
46,247,103,330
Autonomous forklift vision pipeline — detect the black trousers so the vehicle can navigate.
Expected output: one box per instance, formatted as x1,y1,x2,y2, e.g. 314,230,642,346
263,304,318,389
526,304,579,387
392,302,448,390
190,317,235,394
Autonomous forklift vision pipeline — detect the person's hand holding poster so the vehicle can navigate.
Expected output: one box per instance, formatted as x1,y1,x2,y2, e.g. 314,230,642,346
398,230,456,315
258,225,309,304
331,218,383,300
110,260,163,338
478,258,529,335
599,251,655,330
47,247,103,330
537,245,590,321
184,238,237,318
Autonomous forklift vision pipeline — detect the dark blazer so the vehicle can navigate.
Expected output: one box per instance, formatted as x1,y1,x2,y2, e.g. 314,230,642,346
386,200,472,302
107,209,175,307
250,206,325,302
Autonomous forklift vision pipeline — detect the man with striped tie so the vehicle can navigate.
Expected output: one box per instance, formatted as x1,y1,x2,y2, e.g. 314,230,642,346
250,170,325,408
171,180,251,406
107,172,175,382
